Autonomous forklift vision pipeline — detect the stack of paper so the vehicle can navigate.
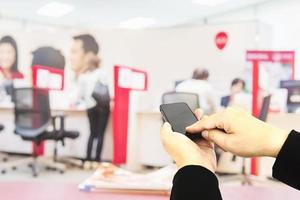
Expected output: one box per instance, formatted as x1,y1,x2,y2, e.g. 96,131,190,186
78,163,176,195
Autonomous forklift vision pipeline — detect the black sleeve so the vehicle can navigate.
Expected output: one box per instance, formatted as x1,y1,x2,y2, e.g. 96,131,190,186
273,130,300,190
170,165,222,200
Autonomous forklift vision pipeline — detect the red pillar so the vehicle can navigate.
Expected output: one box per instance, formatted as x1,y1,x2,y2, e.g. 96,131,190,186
251,60,259,175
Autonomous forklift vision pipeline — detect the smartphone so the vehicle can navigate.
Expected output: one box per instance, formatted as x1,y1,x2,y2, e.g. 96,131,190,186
160,102,202,140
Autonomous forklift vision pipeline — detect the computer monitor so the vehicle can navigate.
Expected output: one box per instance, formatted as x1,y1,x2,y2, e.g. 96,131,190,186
280,80,300,113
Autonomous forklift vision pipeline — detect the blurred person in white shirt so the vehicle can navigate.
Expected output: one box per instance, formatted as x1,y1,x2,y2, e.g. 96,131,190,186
221,78,251,111
175,68,217,114
68,34,110,167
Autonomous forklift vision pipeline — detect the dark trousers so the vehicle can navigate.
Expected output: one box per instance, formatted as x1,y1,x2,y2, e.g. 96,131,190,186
86,106,109,162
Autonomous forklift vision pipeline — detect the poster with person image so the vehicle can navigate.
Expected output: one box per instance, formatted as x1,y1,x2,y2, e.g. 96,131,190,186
0,35,24,100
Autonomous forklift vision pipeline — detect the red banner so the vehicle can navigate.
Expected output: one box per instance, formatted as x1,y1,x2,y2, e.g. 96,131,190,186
113,65,148,164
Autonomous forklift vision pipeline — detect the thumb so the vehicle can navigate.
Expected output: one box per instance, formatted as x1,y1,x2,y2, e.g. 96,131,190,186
160,122,172,142
202,129,228,150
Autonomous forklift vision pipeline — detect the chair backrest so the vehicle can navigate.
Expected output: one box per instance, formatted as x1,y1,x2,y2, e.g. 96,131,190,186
13,88,51,136
258,95,272,122
162,91,200,112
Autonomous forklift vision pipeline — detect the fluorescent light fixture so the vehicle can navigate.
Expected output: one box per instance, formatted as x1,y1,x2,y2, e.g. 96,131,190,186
192,0,229,7
37,2,74,18
119,17,156,29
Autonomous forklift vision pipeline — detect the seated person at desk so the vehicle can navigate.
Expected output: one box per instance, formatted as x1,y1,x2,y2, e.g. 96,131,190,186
0,35,24,98
69,34,110,167
161,107,300,200
175,68,216,114
221,78,245,107
221,78,251,111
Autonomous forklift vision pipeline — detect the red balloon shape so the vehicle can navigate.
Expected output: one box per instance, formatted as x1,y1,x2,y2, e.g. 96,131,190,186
215,32,228,50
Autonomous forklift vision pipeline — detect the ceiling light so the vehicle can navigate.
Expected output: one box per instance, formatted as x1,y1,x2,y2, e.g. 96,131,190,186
119,17,156,29
37,2,74,18
192,0,229,7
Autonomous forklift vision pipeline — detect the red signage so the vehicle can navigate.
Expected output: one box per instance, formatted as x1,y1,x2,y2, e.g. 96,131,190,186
246,50,295,62
215,32,228,50
32,65,64,91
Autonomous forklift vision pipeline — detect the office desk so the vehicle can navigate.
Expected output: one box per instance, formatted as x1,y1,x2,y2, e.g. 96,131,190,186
0,106,113,160
1,182,300,200
2,104,300,172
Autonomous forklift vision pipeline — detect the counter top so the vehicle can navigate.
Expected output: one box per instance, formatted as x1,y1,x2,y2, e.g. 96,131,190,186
0,104,86,113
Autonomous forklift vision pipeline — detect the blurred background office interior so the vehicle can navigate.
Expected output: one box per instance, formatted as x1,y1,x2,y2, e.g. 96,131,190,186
1,0,300,199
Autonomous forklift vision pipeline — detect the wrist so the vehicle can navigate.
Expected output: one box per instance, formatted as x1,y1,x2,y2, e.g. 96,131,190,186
177,160,215,174
264,126,289,157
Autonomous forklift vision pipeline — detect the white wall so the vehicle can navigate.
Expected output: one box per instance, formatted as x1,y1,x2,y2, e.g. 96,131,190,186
0,20,271,111
206,0,300,78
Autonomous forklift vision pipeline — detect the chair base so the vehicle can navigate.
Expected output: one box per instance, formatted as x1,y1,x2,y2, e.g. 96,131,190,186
55,157,84,168
0,152,9,162
0,156,66,177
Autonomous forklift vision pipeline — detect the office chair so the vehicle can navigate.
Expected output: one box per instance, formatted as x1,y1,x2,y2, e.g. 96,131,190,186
0,88,79,177
220,95,272,185
162,91,200,112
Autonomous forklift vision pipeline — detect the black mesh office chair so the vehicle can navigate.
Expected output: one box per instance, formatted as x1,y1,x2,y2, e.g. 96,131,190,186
0,88,79,176
258,95,272,121
162,91,200,112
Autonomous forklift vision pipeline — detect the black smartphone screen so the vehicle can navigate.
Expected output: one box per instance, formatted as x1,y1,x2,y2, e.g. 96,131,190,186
160,102,202,140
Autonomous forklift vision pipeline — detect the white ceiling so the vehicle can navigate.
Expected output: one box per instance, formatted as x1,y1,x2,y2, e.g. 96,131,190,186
0,0,276,29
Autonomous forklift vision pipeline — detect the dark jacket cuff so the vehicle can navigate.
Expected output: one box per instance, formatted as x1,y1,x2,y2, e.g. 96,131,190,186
273,130,300,190
171,165,222,200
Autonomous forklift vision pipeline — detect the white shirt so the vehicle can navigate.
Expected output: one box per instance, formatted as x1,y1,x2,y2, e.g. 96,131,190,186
230,92,252,112
175,79,217,114
66,68,108,109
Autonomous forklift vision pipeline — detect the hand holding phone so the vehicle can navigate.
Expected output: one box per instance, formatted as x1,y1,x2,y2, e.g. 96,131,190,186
160,102,202,140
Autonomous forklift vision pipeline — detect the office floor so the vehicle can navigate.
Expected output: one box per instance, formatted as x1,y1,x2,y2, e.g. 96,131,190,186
2,156,300,200
0,155,93,183
0,155,286,187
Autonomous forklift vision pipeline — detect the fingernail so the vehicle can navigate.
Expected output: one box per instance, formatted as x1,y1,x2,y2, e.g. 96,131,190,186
202,130,209,138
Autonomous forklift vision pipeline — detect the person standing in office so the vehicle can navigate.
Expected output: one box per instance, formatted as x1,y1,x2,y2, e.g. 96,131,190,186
161,107,300,200
175,68,217,114
69,34,110,168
